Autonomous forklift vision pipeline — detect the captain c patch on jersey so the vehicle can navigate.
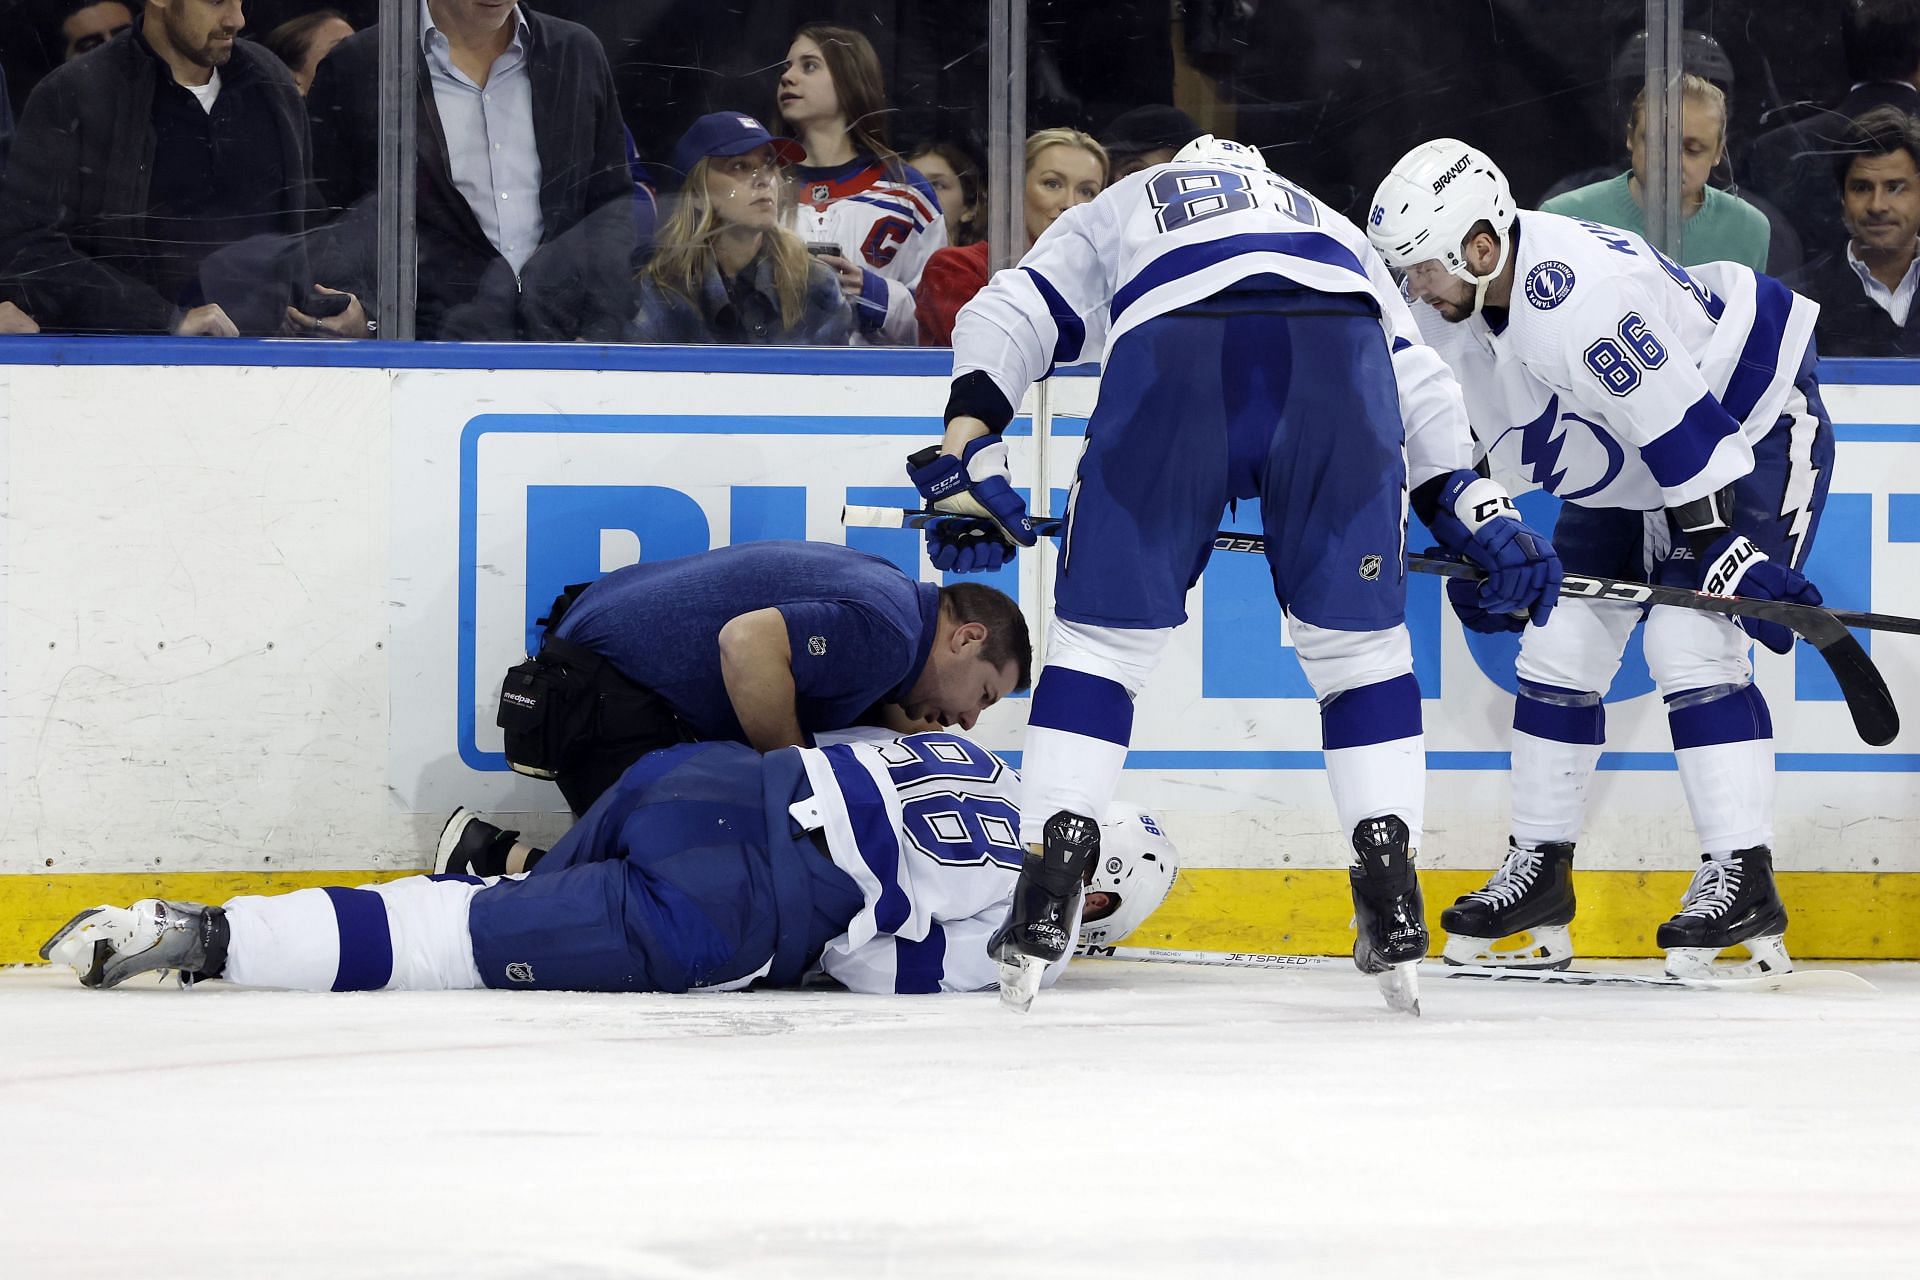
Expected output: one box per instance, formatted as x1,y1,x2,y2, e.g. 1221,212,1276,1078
1524,260,1575,310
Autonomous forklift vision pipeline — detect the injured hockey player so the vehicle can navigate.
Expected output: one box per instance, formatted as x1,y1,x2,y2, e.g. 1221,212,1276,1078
40,732,1178,997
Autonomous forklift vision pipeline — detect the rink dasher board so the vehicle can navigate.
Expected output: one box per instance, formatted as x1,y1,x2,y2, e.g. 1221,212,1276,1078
1078,946,1880,993
0,350,1912,959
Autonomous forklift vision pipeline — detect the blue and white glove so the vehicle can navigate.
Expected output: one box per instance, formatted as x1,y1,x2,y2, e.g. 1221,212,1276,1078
1429,469,1563,627
1698,531,1822,654
907,436,1036,574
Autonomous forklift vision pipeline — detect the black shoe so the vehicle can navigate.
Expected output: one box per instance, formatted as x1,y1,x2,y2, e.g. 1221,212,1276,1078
991,810,1099,1011
436,808,536,877
1656,847,1788,951
1440,840,1576,968
1348,815,1427,975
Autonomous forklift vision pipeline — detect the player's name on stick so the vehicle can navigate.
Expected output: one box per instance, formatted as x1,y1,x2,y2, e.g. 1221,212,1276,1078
1073,944,1878,994
842,505,1906,747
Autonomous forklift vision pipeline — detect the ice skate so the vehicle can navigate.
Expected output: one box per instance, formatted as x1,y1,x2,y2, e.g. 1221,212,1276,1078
991,810,1099,1013
1348,815,1426,1016
436,808,542,877
1440,840,1576,969
39,898,229,989
1657,847,1792,979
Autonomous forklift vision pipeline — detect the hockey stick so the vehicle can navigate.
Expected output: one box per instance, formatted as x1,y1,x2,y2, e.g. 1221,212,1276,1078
842,505,1904,747
1073,944,1878,993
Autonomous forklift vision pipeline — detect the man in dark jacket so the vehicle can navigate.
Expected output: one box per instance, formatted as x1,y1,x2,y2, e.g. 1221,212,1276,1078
306,0,635,341
0,2,362,336
1786,106,1920,356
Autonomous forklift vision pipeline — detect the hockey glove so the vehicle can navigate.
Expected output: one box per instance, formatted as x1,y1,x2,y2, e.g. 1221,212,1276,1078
1446,576,1528,634
907,436,1035,574
1697,531,1823,654
1429,470,1563,627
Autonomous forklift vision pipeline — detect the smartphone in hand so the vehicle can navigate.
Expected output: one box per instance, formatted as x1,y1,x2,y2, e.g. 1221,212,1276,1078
303,290,353,318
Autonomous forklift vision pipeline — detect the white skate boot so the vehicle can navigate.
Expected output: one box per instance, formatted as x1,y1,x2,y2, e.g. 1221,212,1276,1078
39,899,230,989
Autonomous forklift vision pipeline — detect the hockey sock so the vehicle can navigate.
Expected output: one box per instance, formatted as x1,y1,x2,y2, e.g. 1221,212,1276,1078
1667,683,1775,856
1020,665,1133,848
222,877,486,991
1510,680,1605,848
1319,673,1424,860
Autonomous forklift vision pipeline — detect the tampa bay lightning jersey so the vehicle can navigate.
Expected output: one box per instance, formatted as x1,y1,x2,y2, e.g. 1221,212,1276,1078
791,159,947,346
1405,210,1820,510
797,731,1070,995
950,157,1477,487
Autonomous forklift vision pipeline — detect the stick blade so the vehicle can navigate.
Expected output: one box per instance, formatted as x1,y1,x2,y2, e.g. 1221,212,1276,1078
1812,626,1900,746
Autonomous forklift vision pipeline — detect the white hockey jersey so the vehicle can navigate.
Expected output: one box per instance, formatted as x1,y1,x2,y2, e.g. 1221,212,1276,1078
797,731,1070,995
951,158,1477,487
1405,210,1821,511
790,158,947,347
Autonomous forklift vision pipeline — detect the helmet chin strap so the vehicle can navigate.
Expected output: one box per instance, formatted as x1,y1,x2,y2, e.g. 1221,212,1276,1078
1451,233,1512,318
1462,232,1512,318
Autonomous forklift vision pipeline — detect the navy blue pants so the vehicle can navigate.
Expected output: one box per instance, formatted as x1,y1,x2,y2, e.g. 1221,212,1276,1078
1057,289,1408,631
466,743,862,992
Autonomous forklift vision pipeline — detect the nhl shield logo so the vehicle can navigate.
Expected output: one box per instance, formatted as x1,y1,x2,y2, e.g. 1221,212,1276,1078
1359,554,1383,581
811,183,831,204
808,635,828,656
505,961,535,983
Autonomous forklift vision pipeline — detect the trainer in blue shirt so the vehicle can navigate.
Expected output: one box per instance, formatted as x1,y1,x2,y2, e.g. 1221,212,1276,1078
497,540,1031,815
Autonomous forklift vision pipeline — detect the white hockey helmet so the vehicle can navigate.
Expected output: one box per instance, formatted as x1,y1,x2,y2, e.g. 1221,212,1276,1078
1366,139,1516,316
1078,801,1180,947
1172,133,1271,173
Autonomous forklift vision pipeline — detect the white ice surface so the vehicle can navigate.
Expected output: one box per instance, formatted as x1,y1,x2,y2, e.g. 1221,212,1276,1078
3,960,1917,1280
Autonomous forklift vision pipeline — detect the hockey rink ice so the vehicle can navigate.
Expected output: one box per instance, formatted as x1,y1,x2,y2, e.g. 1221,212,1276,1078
3,959,1916,1279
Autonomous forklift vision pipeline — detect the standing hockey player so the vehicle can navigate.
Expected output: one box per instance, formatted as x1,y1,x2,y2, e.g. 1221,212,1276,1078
41,732,1178,997
1367,140,1834,978
906,135,1563,1014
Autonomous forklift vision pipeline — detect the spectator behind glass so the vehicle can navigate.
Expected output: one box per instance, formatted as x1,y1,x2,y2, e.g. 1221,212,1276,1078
1543,74,1770,270
0,0,365,337
59,0,134,60
261,7,350,96
1746,1,1920,263
916,127,1105,347
630,112,849,347
1785,106,1920,355
776,24,945,346
906,140,984,247
1097,103,1200,182
306,0,635,341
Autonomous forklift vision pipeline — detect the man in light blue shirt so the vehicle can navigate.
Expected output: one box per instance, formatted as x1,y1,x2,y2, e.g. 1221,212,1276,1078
420,0,542,276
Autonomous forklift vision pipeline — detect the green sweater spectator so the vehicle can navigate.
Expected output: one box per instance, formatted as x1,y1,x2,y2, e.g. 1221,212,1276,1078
1544,72,1769,270
1544,172,1770,269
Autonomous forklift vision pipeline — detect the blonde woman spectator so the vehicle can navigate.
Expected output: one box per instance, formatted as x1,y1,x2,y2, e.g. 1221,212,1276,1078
776,24,945,344
906,140,985,246
1543,75,1770,270
916,127,1106,346
630,113,851,346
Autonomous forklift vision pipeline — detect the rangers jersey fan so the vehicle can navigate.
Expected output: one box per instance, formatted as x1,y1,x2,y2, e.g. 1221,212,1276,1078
792,158,946,345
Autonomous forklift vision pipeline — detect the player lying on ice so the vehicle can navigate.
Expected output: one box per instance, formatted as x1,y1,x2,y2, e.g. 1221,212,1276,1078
1366,141,1834,979
40,731,1176,996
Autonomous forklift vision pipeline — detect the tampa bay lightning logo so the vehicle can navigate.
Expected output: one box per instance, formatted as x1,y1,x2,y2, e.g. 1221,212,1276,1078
1524,260,1576,310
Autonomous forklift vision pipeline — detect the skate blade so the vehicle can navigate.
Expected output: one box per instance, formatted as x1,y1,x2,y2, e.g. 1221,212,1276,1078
1665,934,1791,981
997,954,1048,1014
38,907,115,987
1374,961,1421,1016
1441,926,1573,970
434,807,474,875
